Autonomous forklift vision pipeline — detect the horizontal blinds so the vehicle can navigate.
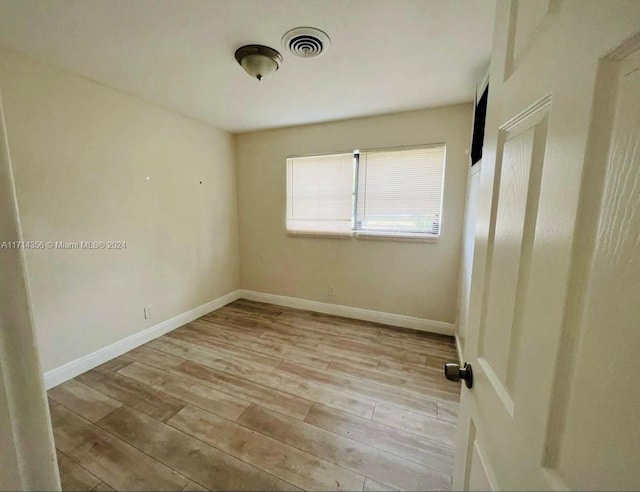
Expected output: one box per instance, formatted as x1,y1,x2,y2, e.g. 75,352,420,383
286,153,353,234
356,145,445,236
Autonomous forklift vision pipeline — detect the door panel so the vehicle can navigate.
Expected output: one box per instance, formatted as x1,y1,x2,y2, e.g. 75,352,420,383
479,104,549,396
505,0,562,78
454,1,640,490
468,441,494,491
547,46,640,491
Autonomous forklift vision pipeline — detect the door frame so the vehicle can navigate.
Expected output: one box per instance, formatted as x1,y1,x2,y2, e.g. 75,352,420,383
0,87,60,491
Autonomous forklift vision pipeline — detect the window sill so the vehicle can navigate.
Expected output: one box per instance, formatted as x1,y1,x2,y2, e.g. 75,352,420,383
285,230,439,242
354,232,439,243
286,231,352,240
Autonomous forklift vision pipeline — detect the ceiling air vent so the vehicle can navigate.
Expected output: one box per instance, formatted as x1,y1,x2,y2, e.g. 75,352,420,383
282,27,331,58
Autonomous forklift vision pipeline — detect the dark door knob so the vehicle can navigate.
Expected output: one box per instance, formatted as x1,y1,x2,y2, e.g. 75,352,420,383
444,362,473,388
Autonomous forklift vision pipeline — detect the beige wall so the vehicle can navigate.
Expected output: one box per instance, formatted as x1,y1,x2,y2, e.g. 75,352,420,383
0,49,239,372
235,104,472,323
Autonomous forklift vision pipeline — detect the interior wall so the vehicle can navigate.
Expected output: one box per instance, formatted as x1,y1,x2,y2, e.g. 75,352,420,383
0,48,240,373
235,104,472,323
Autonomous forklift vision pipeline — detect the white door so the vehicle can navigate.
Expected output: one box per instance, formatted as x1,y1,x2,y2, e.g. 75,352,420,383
452,1,640,490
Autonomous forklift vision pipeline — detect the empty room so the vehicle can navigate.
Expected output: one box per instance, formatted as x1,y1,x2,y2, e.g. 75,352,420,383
1,1,639,491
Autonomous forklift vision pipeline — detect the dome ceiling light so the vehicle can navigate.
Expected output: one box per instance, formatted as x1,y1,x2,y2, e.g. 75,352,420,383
234,44,283,81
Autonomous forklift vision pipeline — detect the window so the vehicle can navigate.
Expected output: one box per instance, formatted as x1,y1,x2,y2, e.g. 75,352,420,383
286,144,446,239
355,145,445,237
286,153,354,236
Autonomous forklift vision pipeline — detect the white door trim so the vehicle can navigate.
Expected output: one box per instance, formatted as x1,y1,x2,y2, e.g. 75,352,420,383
0,89,60,490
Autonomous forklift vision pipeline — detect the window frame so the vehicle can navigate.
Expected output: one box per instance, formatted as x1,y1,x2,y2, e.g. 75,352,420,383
285,143,446,242
285,150,355,238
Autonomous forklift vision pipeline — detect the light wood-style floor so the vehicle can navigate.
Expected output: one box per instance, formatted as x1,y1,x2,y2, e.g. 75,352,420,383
48,299,460,491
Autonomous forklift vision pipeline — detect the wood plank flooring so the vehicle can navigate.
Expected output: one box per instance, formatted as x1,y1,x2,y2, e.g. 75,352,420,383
48,299,460,491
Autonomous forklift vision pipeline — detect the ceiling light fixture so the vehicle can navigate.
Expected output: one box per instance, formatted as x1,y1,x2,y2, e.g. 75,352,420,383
234,44,282,81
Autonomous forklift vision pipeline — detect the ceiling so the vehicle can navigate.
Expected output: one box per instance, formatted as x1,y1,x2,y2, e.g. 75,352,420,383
0,0,495,133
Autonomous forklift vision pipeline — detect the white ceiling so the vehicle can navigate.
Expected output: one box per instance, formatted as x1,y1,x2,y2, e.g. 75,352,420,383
0,0,495,133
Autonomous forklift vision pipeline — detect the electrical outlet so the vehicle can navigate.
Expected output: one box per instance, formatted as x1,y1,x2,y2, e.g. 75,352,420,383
144,305,152,319
328,286,335,297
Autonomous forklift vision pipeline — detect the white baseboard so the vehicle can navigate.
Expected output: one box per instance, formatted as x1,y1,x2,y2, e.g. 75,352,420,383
44,290,241,389
238,290,455,337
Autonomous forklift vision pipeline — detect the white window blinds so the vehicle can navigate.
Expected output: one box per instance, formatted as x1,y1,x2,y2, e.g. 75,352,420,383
286,153,354,235
355,145,445,237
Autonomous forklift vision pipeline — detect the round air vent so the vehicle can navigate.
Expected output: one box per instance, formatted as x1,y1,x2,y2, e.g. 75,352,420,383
282,27,331,58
